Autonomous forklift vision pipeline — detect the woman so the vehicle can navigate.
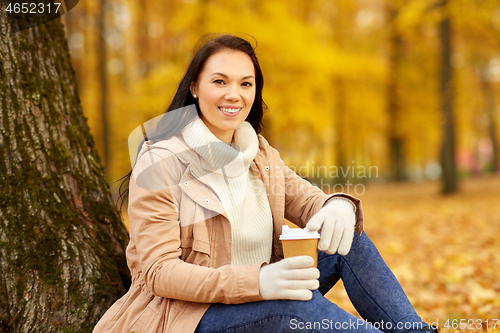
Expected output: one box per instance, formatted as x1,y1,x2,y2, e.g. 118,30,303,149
93,34,438,333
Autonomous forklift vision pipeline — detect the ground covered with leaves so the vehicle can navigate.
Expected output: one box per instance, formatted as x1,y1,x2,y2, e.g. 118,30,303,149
325,175,500,333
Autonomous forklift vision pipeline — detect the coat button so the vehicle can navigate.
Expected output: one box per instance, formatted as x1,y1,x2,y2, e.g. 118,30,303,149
205,199,210,204
184,182,188,186
264,166,270,170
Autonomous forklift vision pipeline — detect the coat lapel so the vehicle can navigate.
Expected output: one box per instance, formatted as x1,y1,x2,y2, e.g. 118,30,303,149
146,136,230,222
179,164,229,223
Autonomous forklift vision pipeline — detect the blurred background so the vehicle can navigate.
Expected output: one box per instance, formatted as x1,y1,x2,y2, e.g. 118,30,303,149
60,0,500,187
60,0,499,330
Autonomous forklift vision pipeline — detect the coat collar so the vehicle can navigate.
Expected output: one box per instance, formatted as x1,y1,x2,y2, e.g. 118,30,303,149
143,135,228,220
141,134,272,225
181,116,259,178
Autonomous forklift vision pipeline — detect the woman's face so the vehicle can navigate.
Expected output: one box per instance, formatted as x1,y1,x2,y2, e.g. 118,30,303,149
191,49,256,142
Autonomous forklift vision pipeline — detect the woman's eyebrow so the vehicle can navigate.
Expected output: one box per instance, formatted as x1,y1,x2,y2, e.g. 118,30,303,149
210,72,255,80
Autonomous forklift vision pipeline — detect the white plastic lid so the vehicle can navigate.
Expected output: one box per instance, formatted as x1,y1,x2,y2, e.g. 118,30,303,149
279,225,320,240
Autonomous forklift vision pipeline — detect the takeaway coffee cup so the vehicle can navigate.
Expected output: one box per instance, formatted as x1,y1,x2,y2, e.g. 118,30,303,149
279,225,320,267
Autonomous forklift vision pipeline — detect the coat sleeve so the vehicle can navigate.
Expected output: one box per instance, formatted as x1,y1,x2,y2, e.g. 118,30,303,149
129,147,264,304
272,149,364,235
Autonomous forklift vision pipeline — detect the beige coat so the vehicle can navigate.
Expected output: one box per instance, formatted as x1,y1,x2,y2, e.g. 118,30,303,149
93,133,364,333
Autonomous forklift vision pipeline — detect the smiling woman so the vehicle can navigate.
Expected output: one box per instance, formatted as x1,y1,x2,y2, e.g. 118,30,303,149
189,50,256,142
94,34,439,333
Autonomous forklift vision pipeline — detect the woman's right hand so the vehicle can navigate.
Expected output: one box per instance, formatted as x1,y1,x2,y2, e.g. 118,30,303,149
258,256,320,301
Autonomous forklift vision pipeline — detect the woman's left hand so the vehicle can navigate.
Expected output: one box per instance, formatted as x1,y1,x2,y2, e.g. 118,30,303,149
306,198,356,255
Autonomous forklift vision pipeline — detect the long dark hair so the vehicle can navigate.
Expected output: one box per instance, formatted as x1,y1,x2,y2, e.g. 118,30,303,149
116,34,267,209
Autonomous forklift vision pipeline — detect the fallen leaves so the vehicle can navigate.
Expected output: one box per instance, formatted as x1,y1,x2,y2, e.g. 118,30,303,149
325,174,500,333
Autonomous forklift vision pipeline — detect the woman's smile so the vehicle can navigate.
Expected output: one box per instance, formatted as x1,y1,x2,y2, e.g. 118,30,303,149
218,105,243,116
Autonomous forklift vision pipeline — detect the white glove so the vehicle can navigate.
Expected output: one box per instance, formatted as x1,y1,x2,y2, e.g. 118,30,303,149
258,256,320,301
306,198,356,255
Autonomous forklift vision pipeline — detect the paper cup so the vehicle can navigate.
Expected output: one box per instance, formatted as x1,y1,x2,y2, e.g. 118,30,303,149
279,225,320,267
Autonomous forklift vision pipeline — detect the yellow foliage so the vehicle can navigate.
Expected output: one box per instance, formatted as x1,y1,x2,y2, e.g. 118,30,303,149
325,175,500,332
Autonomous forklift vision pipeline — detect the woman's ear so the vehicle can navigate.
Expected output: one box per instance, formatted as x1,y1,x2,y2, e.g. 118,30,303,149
190,82,197,97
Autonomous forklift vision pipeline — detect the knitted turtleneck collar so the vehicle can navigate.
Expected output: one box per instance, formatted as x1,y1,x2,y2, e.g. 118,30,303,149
181,115,259,178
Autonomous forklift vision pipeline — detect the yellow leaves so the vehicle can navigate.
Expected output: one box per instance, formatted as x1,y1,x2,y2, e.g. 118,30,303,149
71,0,500,201
325,175,500,332
488,324,500,333
395,0,437,33
468,282,498,307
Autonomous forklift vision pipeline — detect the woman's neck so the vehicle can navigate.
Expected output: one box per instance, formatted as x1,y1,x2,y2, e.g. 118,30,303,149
200,119,235,143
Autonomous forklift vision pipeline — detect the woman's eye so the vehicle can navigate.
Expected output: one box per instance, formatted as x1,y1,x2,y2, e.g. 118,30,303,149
242,82,253,87
213,79,225,85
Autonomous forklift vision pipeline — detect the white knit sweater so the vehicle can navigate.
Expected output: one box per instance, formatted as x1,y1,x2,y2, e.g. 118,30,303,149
182,117,273,266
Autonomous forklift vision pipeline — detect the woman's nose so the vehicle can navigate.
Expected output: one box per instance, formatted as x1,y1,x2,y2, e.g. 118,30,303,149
225,84,240,100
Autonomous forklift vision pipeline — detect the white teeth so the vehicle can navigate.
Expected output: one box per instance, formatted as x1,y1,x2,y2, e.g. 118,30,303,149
219,107,241,113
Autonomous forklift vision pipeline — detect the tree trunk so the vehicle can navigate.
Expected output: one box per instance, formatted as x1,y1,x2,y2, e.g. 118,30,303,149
333,76,349,185
0,8,130,333
479,66,500,173
488,101,500,173
99,0,110,177
438,0,458,194
386,4,406,182
331,0,352,186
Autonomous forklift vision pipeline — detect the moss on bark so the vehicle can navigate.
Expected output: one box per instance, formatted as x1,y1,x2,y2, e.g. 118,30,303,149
0,4,130,332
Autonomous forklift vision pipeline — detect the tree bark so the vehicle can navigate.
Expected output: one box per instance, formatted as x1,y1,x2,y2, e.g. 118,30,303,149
438,0,458,193
331,0,352,185
333,76,349,184
99,0,110,177
386,4,406,182
0,7,130,333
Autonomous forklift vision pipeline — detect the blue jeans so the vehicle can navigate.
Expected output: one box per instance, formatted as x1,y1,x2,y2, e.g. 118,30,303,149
194,232,425,333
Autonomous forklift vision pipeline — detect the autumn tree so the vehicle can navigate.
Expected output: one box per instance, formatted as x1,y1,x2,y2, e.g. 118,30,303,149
64,0,500,192
438,0,458,193
386,1,407,181
0,7,130,333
